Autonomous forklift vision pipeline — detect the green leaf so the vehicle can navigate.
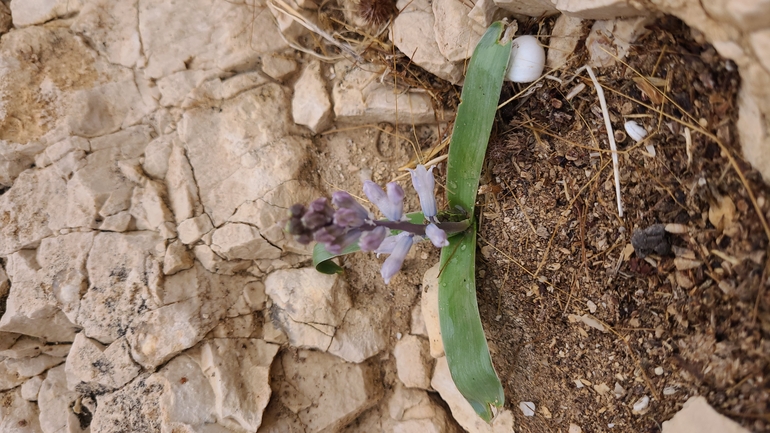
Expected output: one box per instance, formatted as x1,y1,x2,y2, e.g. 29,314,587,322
438,21,511,421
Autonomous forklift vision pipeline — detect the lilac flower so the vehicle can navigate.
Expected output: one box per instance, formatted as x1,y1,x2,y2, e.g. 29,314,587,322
332,191,371,221
408,165,437,220
325,229,362,255
425,223,449,247
301,198,334,230
359,226,388,252
334,208,365,228
380,233,414,284
363,180,404,221
374,234,399,255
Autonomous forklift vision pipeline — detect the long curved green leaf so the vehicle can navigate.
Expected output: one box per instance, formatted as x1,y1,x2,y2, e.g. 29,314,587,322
438,21,511,421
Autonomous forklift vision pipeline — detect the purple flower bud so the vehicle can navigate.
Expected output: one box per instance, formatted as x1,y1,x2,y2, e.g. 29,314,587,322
334,208,365,228
408,165,437,219
380,233,414,284
332,191,371,220
363,180,404,221
289,203,306,218
295,233,313,244
359,226,389,252
309,197,334,217
325,229,362,255
425,223,449,247
302,198,334,230
313,224,345,243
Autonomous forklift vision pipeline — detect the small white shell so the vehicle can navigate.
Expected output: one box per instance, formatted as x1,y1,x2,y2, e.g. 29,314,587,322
624,121,648,142
505,36,545,83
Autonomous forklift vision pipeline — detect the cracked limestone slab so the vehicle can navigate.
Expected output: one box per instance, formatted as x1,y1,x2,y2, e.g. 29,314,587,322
65,333,140,392
0,388,42,432
179,84,310,227
278,349,382,433
38,364,85,433
78,231,165,344
71,0,142,68
552,0,648,19
91,373,163,433
201,338,280,431
381,383,456,432
432,0,486,62
420,263,444,358
265,268,351,352
126,263,255,369
211,222,281,261
394,334,433,390
139,0,288,80
492,0,556,16
10,0,84,27
165,142,203,223
292,60,332,133
328,307,389,364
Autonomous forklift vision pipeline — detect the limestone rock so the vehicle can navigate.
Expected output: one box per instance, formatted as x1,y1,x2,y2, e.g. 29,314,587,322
433,0,486,62
179,85,309,227
21,375,44,401
328,307,389,363
738,82,770,183
91,373,163,433
391,0,464,84
661,396,750,433
65,333,140,392
333,62,441,124
139,0,288,79
431,357,515,433
0,361,25,391
394,335,433,389
265,268,352,351
421,263,444,358
100,211,134,232
3,354,64,379
165,143,203,223
71,0,142,67
78,231,165,344
163,239,195,275
142,134,175,180
178,213,214,245
552,0,648,19
10,0,83,27
126,263,253,368
0,265,8,298
586,17,653,68
66,78,155,137
0,388,42,432
0,167,67,255
193,245,251,275
0,336,42,359
493,0,555,15
129,180,175,232
157,70,222,107
0,250,80,342
262,53,298,81
38,365,83,433
279,349,381,432
200,339,280,431
0,2,10,35
468,0,506,28
181,71,271,108
410,303,428,337
703,0,770,33
547,15,585,70
385,384,457,432
292,61,333,133
211,223,281,260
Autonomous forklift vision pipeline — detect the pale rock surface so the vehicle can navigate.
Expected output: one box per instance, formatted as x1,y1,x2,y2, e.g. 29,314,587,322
410,303,428,337
0,250,79,342
0,265,8,297
65,333,140,392
193,245,252,275
586,16,653,68
0,336,42,359
433,0,486,62
165,143,202,222
66,78,155,137
21,375,44,401
702,0,770,33
179,85,309,227
152,354,221,432
661,396,750,433
157,70,222,107
278,349,381,432
10,0,83,27
333,61,441,124
292,61,333,133
394,335,433,389
182,71,271,109
493,0,556,16
142,134,175,179
100,211,134,232
178,213,214,245
139,0,288,79
553,0,649,19
391,0,465,84
211,223,282,260
78,231,165,344
468,0,506,28
385,384,457,432
265,268,352,351
71,0,142,67
328,307,389,363
129,179,175,232
163,239,195,275
421,263,444,358
737,83,770,185
38,365,83,433
0,388,42,432
547,15,585,70
431,357,515,433
127,263,254,368
66,126,154,229
200,339,280,431
35,136,90,169
90,373,163,432
0,361,26,391
3,353,64,379
261,53,299,81
0,167,67,255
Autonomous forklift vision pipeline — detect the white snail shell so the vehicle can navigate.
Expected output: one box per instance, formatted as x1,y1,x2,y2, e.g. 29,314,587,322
624,121,648,142
505,35,545,83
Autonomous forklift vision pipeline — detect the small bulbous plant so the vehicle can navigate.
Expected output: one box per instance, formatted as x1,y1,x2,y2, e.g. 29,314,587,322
285,164,469,283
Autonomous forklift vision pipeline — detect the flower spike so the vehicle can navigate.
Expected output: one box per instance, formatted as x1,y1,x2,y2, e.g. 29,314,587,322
363,180,404,221
408,165,437,220
425,223,449,247
380,233,414,284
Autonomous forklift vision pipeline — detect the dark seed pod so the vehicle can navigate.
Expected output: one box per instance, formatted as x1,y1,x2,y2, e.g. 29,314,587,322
359,0,395,26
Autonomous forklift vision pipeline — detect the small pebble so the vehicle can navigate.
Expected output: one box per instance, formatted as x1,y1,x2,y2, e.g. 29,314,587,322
574,379,584,389
663,386,678,395
654,366,664,376
614,382,626,398
569,424,582,433
587,300,597,313
396,332,402,340
633,395,650,413
519,401,536,417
